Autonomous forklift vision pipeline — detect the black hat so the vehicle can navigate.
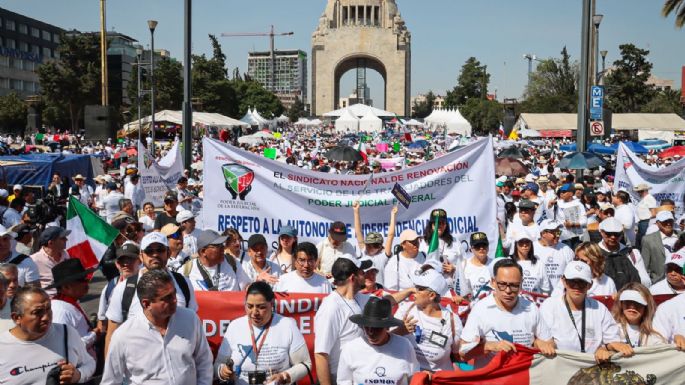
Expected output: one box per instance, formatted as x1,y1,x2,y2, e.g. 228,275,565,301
164,191,178,202
46,258,96,289
116,242,140,259
518,199,538,210
329,221,348,242
331,257,372,282
12,223,36,239
430,208,447,218
470,232,489,247
247,234,267,249
38,226,71,247
349,297,403,328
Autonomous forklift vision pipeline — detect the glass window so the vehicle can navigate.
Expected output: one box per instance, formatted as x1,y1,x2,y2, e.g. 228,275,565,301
53,50,60,59
42,30,51,41
20,42,28,51
53,34,60,44
6,20,15,31
0,77,8,88
23,81,32,91
31,45,39,54
10,79,22,90
0,57,8,67
19,23,27,34
31,27,39,37
6,38,15,49
43,47,51,58
11,58,23,69
22,60,34,71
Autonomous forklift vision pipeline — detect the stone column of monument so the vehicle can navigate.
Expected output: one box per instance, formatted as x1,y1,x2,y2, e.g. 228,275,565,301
311,0,411,116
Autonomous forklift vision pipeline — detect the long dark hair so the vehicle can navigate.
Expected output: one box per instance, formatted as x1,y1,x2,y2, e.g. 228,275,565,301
509,239,538,265
423,217,453,247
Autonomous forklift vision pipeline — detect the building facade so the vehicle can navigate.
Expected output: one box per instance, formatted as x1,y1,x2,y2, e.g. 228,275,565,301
410,93,445,115
247,49,307,110
0,7,63,98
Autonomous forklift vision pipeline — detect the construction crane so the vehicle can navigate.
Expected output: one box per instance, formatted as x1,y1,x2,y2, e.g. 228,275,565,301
221,25,294,92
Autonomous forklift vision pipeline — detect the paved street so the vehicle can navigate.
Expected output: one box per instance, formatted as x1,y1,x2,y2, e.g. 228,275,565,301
82,270,108,317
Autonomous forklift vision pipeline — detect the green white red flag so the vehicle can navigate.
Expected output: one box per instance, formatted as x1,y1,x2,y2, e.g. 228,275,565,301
66,196,119,270
426,214,440,262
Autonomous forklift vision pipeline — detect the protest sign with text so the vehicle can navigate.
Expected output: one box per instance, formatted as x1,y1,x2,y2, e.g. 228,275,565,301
137,140,184,207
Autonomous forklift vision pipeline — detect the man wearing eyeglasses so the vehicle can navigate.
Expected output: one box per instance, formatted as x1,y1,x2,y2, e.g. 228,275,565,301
597,217,651,287
536,220,574,288
274,242,332,294
459,259,555,369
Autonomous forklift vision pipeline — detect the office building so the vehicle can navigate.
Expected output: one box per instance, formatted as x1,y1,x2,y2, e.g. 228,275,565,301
247,49,307,110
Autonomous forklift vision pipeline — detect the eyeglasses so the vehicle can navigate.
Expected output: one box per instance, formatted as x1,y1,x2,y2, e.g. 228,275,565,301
168,231,182,240
144,246,166,254
405,239,420,246
495,281,521,292
517,240,532,247
565,279,590,289
544,230,562,236
604,232,622,238
472,244,488,250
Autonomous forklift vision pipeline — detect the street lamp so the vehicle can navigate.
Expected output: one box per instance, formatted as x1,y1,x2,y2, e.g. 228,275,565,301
599,50,608,83
136,47,143,145
148,19,158,155
593,14,603,85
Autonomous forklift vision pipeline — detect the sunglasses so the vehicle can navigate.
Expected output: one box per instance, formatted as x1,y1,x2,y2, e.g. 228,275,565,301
565,278,590,289
168,231,183,240
144,246,167,254
472,243,489,250
604,232,623,238
544,230,562,236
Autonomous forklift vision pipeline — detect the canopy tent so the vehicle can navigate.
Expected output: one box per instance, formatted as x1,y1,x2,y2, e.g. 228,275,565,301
404,118,423,126
334,109,359,132
0,153,96,189
122,110,248,136
240,108,272,127
323,103,395,118
519,128,542,138
275,114,289,123
425,108,472,136
638,139,671,150
358,110,383,133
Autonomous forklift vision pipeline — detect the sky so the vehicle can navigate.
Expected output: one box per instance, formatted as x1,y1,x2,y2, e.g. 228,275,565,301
5,0,685,109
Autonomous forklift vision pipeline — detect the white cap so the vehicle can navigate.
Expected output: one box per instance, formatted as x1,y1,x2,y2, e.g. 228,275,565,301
141,232,169,250
524,174,536,183
496,175,507,183
539,219,562,232
599,217,624,233
0,224,16,238
563,261,593,283
665,251,685,268
619,290,647,306
598,202,614,211
412,268,448,295
13,184,22,191
0,189,8,198
176,210,196,223
656,211,674,222
514,232,533,242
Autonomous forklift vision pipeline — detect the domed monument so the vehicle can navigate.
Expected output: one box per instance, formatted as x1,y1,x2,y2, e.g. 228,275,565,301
311,0,411,116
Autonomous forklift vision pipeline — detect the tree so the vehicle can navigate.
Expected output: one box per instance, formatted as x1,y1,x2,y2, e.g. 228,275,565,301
412,91,435,118
520,47,578,113
232,80,284,118
663,0,685,28
642,88,683,114
0,92,27,134
287,97,306,122
444,57,489,107
127,58,183,119
37,33,100,131
604,44,655,113
461,98,503,135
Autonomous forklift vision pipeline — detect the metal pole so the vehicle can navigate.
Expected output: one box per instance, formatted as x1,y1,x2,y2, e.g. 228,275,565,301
595,25,601,85
182,0,193,168
137,53,142,145
577,0,592,162
270,25,275,92
100,0,108,106
148,21,157,155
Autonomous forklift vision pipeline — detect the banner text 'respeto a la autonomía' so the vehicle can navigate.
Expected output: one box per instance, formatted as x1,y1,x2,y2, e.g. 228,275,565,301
202,137,498,254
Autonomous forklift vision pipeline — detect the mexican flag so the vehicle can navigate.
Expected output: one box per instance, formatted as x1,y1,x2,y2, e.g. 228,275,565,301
495,236,505,258
426,214,440,262
66,196,119,270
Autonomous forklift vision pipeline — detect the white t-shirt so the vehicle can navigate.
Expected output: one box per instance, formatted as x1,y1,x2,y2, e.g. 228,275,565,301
273,271,332,294
394,302,462,371
614,204,636,246
103,191,124,223
383,253,426,291
186,258,251,291
139,215,155,232
517,259,551,293
317,238,358,275
503,221,541,253
649,278,685,295
4,251,40,286
539,295,621,353
461,257,494,297
217,314,306,385
636,194,657,221
419,238,465,293
314,292,371,378
337,335,418,385
359,250,390,287
653,293,685,342
461,295,550,368
241,259,283,284
551,274,617,297
536,241,574,288
618,323,665,347
555,199,587,240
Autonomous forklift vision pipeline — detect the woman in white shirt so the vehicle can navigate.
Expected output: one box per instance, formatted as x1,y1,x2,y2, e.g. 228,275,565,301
270,225,298,274
552,242,616,296
353,203,398,287
420,208,464,294
509,234,551,294
611,283,666,347
215,282,312,385
462,232,493,298
139,202,156,232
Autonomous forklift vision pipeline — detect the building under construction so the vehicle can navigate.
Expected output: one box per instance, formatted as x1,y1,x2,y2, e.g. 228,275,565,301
247,49,307,110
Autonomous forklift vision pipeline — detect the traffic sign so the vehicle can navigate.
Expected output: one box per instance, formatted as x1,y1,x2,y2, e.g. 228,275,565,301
590,86,604,120
590,121,604,136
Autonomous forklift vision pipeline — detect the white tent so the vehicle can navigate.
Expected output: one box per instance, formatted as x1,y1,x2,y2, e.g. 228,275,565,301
424,108,472,136
294,118,310,127
359,110,383,132
276,114,289,123
334,109,359,132
405,118,423,126
122,110,248,135
323,103,395,118
240,109,261,126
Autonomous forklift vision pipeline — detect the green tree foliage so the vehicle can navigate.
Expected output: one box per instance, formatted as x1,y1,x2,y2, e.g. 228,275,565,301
461,98,503,135
0,92,27,134
287,97,306,122
604,44,655,113
641,88,683,114
662,0,685,28
232,80,284,118
520,47,578,113
444,57,489,107
37,33,100,131
127,58,183,119
412,91,435,118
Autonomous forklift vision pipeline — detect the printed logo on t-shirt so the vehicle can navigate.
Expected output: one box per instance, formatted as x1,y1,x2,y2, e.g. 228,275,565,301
374,367,386,377
9,360,59,376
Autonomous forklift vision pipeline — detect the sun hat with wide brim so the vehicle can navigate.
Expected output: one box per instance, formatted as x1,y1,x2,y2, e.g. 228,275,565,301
349,297,403,329
46,258,96,289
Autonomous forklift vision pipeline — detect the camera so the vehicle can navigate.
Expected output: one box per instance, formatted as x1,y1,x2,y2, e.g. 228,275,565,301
247,370,267,385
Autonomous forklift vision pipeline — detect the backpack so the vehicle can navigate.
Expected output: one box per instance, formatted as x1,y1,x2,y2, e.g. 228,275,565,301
8,254,29,265
121,271,191,322
604,247,641,291
181,255,238,291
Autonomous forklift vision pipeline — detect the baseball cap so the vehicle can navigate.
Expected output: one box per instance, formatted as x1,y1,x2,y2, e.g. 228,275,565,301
331,256,373,282
361,257,378,273
656,211,674,222
13,184,22,191
430,208,447,218
0,189,8,198
176,210,196,223
38,227,71,246
563,261,592,284
539,219,562,232
665,251,685,268
470,232,489,246
160,223,181,237
196,229,228,250
399,229,420,244
247,234,267,249
329,221,348,242
278,225,298,237
11,223,35,239
364,232,383,244
537,176,549,184
559,183,574,192
522,183,539,194
412,268,448,295
518,199,538,210
619,290,647,306
524,174,536,183
511,190,521,197
163,191,178,202
106,182,117,190
495,181,504,187
141,232,168,250
116,242,140,259
633,183,651,192
599,217,624,233
514,232,533,242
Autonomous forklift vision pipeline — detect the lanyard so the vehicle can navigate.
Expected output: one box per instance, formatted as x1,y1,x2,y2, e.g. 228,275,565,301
622,325,643,347
248,318,272,368
196,259,220,291
563,296,586,353
337,291,361,315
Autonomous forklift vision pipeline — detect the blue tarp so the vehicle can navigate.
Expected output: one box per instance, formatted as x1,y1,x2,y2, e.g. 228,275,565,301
0,154,95,189
610,141,649,154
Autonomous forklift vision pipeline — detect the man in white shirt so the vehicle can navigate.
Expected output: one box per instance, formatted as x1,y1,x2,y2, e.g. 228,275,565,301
596,217,651,287
102,269,213,385
182,229,250,291
241,234,282,284
612,190,636,247
2,198,23,228
275,242,332,293
72,175,94,208
315,257,373,385
102,182,124,223
633,183,656,248
177,210,202,256
460,259,555,368
642,211,679,283
536,220,575,288
549,183,587,250
0,224,39,286
650,251,685,295
317,221,358,277
653,291,685,350
503,199,540,253
124,174,145,213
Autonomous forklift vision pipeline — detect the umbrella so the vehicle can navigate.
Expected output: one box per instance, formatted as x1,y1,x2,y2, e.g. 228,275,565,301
406,142,427,150
559,143,577,152
611,141,649,154
410,139,430,148
324,145,363,162
587,143,615,155
495,157,529,177
252,131,274,139
237,135,263,145
658,146,685,159
557,152,606,170
498,147,530,159
126,147,137,157
638,139,671,150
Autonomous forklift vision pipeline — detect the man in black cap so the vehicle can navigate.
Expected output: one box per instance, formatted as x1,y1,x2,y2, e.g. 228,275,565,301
241,234,282,284
30,226,72,296
97,242,141,333
12,223,35,256
48,258,100,358
153,191,180,231
502,199,540,254
181,229,250,291
316,221,356,278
